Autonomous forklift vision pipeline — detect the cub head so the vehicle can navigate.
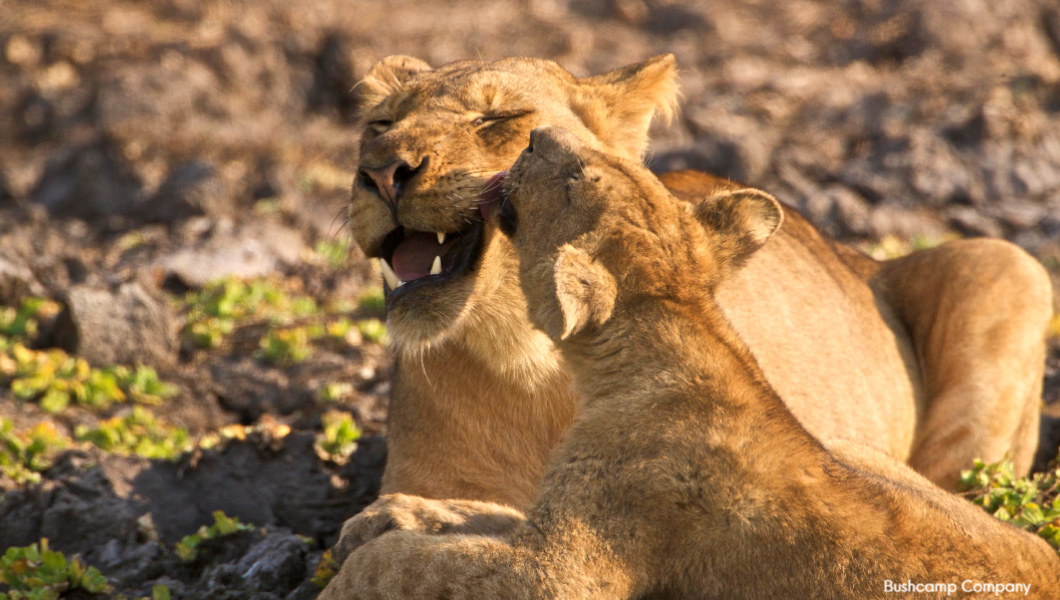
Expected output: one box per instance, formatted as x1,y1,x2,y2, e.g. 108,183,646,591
349,55,679,351
487,126,783,342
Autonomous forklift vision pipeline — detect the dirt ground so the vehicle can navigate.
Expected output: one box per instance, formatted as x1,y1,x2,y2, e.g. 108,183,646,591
1,0,1060,598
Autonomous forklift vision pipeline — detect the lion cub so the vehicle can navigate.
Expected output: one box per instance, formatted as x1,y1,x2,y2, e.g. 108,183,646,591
323,127,1060,599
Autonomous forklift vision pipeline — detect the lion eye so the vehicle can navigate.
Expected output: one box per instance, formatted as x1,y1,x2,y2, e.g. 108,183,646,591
367,119,393,133
472,116,487,127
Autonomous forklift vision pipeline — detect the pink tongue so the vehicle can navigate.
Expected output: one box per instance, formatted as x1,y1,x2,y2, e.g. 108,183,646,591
391,232,441,281
479,172,508,222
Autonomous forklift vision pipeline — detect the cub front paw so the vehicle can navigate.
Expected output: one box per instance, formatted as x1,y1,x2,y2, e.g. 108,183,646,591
332,493,525,566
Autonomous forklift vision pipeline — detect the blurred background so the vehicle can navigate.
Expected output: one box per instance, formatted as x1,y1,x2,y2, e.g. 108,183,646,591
1,0,1059,598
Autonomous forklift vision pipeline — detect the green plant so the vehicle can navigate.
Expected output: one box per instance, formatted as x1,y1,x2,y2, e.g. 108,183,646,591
175,511,255,561
311,549,337,588
0,539,110,599
960,454,1060,554
0,298,59,343
0,420,68,485
317,382,353,403
259,326,317,366
181,277,318,349
315,238,352,269
356,319,388,345
314,410,360,464
0,345,178,414
74,407,191,460
357,286,385,315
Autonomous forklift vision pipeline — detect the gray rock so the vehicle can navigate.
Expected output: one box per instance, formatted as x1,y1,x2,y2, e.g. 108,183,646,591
144,161,232,223
53,281,179,367
946,206,1004,238
158,221,307,288
239,533,309,593
30,137,145,220
0,256,43,306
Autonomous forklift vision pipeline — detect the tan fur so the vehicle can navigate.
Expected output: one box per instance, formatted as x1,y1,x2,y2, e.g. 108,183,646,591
342,54,1052,542
323,129,1060,600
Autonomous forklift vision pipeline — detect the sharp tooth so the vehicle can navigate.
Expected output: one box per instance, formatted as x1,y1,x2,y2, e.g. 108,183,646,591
430,255,442,276
379,259,404,289
437,231,446,244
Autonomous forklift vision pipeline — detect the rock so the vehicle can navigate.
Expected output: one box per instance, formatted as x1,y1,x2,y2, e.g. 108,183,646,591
144,161,232,223
0,256,43,306
53,281,179,367
158,221,308,288
946,206,1004,238
867,204,949,240
30,137,145,220
239,533,309,593
801,185,872,238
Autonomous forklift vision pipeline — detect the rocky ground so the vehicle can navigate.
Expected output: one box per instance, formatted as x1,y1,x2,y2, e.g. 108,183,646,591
1,0,1059,598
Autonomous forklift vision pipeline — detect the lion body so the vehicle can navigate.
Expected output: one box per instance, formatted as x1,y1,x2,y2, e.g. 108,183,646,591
324,128,1060,600
347,55,1051,512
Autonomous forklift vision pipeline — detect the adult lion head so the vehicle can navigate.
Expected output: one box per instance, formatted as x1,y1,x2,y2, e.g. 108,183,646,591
349,55,678,352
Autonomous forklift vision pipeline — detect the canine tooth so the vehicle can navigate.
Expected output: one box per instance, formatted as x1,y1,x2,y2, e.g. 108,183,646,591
430,255,442,276
380,259,404,289
437,231,446,244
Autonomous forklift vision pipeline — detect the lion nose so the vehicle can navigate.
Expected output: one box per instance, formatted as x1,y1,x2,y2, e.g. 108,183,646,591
529,126,584,159
359,158,425,208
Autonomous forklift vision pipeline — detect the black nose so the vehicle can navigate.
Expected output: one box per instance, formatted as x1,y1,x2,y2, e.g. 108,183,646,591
359,157,425,208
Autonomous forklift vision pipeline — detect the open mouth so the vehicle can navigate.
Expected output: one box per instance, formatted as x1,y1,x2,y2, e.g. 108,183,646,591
375,173,509,304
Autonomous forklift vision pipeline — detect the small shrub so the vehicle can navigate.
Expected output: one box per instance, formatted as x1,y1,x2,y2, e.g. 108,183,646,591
357,286,386,315
175,511,255,561
0,298,59,343
317,382,353,404
314,411,360,464
74,407,191,460
0,344,178,414
355,319,388,345
960,454,1060,554
0,539,110,599
259,326,317,366
315,238,352,269
311,550,337,588
181,277,318,349
0,420,68,485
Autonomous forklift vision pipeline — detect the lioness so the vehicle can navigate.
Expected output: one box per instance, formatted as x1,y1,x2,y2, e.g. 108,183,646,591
348,54,1051,513
323,127,1060,600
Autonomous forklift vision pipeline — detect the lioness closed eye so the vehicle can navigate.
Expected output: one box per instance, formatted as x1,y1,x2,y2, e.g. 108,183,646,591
322,127,1060,600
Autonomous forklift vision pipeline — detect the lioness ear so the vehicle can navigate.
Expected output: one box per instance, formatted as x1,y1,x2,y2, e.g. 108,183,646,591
550,245,617,340
357,55,432,110
693,188,783,268
571,54,679,161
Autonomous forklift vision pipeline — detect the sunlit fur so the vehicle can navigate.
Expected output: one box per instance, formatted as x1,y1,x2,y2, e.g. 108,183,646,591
345,54,1051,521
323,129,1060,600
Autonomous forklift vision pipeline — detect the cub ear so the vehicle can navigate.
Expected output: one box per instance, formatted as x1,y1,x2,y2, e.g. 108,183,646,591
571,54,679,161
549,245,617,340
357,55,432,110
693,188,783,268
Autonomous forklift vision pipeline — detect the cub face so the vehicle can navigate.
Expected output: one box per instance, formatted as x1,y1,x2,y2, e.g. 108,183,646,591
348,55,679,350
490,126,785,342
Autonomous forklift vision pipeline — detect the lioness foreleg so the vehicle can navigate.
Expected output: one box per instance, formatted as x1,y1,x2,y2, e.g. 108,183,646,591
332,493,527,566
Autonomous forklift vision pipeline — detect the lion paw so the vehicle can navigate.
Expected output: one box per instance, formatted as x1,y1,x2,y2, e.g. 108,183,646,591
332,493,526,566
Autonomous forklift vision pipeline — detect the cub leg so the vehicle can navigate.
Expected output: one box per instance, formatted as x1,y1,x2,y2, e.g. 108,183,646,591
332,493,526,566
875,238,1053,488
